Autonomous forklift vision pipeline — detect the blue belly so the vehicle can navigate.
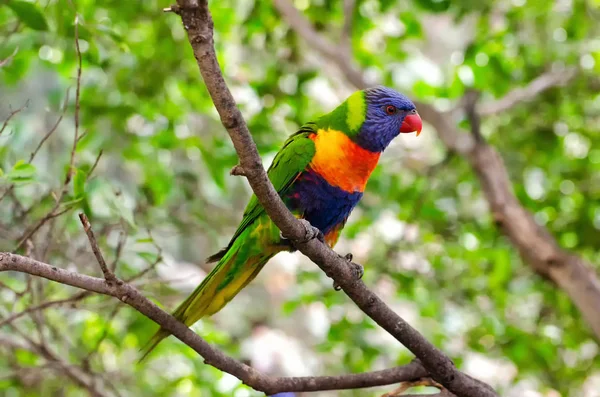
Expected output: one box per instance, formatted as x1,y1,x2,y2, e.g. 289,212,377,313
285,170,363,235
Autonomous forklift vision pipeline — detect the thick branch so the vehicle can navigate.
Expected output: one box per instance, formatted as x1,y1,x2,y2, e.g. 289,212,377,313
0,252,435,394
275,0,600,341
173,1,497,396
464,100,600,339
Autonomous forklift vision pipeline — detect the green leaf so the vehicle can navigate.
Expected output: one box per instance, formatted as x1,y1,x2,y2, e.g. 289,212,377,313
7,161,36,181
73,168,87,198
7,1,49,31
59,197,84,206
135,238,155,244
137,251,159,263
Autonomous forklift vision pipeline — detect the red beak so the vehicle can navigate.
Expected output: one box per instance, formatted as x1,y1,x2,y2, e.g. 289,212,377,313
400,113,423,136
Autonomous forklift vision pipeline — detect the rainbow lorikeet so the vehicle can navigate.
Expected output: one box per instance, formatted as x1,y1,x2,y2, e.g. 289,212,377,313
141,86,422,359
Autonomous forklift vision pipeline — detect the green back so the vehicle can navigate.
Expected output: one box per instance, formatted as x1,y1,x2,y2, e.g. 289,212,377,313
206,123,317,262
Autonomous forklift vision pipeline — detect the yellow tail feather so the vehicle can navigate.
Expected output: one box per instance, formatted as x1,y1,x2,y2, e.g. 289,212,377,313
138,246,277,362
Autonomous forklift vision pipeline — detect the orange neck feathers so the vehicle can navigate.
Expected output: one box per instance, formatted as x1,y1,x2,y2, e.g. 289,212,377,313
308,129,380,193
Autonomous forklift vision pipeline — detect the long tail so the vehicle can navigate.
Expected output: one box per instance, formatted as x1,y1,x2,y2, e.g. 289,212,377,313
139,237,277,362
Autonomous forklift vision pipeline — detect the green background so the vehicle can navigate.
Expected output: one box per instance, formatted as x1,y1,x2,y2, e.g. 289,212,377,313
1,0,599,396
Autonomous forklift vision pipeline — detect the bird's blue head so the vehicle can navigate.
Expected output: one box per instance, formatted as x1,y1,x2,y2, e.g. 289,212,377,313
353,86,422,152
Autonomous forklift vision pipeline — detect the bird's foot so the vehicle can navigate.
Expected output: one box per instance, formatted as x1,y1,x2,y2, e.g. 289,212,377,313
279,219,325,249
297,219,325,243
333,253,364,291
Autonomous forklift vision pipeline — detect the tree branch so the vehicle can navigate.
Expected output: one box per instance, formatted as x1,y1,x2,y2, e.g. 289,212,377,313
275,0,600,341
464,96,600,340
273,0,367,89
0,100,28,137
79,213,118,285
478,67,578,116
0,252,440,394
172,1,496,396
340,0,355,56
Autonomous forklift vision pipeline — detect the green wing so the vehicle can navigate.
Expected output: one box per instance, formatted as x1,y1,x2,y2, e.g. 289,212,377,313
206,123,317,262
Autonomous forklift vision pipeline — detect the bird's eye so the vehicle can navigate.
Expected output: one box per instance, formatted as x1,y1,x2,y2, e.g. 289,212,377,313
385,105,397,115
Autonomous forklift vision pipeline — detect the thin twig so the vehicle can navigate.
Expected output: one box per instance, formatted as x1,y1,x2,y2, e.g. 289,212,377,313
78,213,118,285
87,149,103,180
67,16,83,186
30,90,71,163
0,100,28,136
15,204,77,250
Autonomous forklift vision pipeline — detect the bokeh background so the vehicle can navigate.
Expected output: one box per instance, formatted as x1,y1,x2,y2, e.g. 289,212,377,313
1,0,600,396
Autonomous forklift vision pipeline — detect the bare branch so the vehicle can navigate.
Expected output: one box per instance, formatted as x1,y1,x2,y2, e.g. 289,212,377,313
15,204,77,251
0,100,28,136
0,252,440,394
478,67,578,116
463,89,483,144
67,15,83,185
341,0,356,56
87,149,104,180
173,1,497,396
78,213,119,284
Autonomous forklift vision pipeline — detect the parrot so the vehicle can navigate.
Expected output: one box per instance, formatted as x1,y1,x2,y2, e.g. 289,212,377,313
140,86,422,360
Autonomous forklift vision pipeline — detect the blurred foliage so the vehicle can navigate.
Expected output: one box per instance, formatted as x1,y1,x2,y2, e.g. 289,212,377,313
1,0,599,396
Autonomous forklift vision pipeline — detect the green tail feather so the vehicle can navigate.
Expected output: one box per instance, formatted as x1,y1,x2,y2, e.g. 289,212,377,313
139,235,278,362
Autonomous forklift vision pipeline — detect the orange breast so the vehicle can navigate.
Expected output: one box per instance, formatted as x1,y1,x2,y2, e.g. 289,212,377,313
309,129,380,193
